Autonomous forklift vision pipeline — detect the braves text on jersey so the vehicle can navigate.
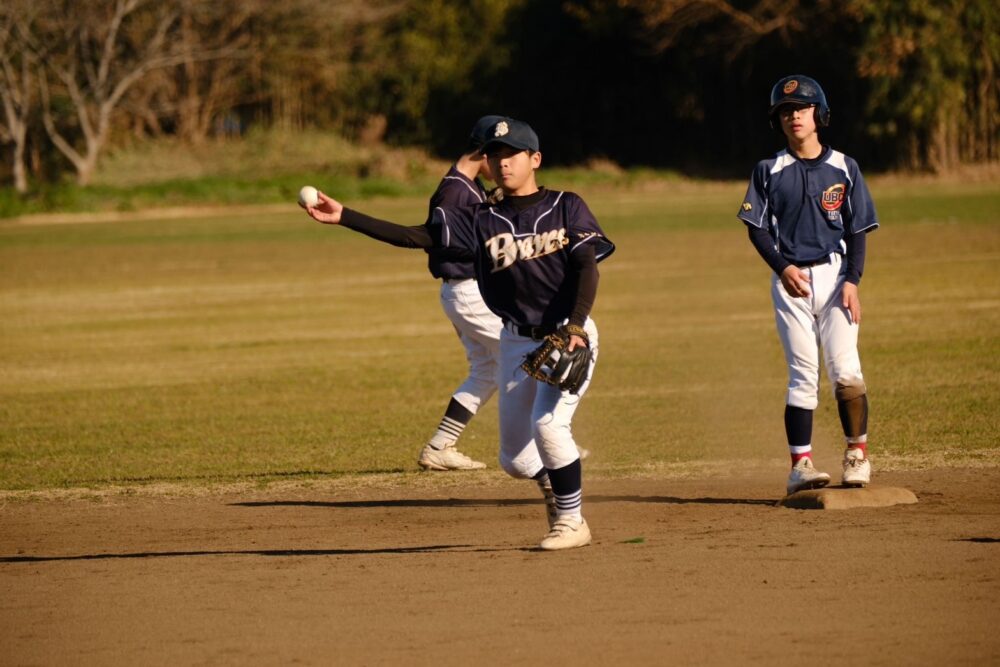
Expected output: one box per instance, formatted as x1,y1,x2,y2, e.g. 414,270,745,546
737,146,878,264
431,189,615,327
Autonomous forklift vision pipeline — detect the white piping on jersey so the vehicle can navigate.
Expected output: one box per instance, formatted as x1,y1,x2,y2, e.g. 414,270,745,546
569,236,592,253
824,150,851,183
769,150,798,175
571,233,614,261
738,154,792,229
433,206,451,247
531,191,564,234
442,175,484,202
743,180,771,229
825,150,877,233
487,190,566,237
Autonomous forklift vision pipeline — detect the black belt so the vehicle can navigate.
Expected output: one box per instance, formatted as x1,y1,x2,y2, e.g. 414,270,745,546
509,322,557,340
797,255,834,268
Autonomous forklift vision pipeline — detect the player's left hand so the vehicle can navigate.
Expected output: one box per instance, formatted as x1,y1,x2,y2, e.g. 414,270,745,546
302,191,344,225
567,335,588,352
841,281,861,324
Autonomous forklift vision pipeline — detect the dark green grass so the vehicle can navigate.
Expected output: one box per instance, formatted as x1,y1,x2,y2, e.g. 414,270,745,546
1,181,998,490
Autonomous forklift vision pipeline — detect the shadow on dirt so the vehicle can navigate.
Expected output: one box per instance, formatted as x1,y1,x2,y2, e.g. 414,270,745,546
955,537,1000,543
231,495,777,509
0,544,518,564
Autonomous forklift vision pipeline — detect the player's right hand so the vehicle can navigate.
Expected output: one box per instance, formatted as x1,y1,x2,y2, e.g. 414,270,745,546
780,265,812,298
302,191,343,225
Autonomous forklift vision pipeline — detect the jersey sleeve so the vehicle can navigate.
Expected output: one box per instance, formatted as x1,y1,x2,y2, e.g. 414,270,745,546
845,160,878,234
565,193,615,263
431,179,483,211
737,162,770,228
428,205,478,254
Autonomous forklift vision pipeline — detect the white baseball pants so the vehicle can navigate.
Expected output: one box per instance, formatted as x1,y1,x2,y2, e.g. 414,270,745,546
496,318,599,479
439,278,502,414
771,253,864,410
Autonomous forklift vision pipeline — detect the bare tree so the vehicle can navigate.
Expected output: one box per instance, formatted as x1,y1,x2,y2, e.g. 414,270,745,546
615,0,811,55
0,2,43,193
36,0,245,185
170,0,262,143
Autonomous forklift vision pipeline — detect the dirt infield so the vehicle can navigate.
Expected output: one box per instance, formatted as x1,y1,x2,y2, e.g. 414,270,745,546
2,465,999,666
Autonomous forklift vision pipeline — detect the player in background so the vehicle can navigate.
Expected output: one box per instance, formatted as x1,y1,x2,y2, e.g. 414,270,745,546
737,75,878,495
416,116,504,472
302,118,614,550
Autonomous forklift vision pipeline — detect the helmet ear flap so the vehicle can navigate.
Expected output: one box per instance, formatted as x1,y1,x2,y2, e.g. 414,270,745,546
816,105,831,127
770,104,831,131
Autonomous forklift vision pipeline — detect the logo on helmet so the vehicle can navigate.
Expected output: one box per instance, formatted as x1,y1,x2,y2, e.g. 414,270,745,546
821,183,845,213
494,121,509,137
783,80,799,95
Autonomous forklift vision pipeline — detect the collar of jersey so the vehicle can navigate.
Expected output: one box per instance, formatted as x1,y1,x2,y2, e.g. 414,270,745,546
786,144,831,166
489,189,565,236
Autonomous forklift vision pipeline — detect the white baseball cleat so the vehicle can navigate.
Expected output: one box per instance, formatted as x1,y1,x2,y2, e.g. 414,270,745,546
417,444,486,471
842,447,872,487
539,516,592,551
786,457,831,495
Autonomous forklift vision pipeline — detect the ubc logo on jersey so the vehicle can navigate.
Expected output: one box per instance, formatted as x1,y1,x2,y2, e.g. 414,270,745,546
783,80,799,94
494,121,509,137
821,183,845,221
484,229,568,272
821,184,845,211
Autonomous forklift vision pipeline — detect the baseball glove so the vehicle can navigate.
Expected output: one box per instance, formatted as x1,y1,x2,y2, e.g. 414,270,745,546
520,324,592,394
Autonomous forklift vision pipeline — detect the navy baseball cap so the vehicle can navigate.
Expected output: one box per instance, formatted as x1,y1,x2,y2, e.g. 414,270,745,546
469,115,505,149
481,118,540,154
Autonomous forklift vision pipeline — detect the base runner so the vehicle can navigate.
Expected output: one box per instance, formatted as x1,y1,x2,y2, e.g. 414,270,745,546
738,75,879,495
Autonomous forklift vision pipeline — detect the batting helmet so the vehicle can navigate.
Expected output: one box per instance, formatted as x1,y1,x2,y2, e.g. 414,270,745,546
768,75,830,128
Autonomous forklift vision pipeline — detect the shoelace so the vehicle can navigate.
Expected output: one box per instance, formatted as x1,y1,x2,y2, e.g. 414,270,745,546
548,519,578,535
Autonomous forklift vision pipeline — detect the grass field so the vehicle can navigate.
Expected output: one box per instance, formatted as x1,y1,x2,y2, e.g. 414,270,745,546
1,179,998,492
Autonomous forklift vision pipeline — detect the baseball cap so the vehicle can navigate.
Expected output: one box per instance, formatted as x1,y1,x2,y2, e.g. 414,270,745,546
481,117,540,154
469,115,505,149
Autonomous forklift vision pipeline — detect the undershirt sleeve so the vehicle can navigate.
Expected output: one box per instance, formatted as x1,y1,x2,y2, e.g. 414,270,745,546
340,208,434,249
568,243,598,328
844,229,867,285
747,224,791,276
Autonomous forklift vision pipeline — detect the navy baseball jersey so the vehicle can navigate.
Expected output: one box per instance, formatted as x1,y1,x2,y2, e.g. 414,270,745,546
432,189,614,327
738,146,878,264
425,166,486,280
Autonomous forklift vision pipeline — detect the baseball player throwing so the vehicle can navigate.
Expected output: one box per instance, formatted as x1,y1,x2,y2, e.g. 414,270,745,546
303,118,614,550
737,75,879,495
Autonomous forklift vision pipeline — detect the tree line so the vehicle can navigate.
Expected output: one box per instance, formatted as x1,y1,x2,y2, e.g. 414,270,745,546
1,0,997,193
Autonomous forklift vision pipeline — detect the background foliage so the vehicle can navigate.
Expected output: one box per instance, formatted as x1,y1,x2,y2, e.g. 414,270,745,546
0,0,998,195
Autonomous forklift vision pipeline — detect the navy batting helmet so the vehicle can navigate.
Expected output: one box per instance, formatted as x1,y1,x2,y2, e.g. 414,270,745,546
769,75,830,128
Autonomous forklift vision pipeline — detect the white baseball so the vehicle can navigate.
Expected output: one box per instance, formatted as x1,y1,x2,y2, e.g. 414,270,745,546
298,185,319,208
